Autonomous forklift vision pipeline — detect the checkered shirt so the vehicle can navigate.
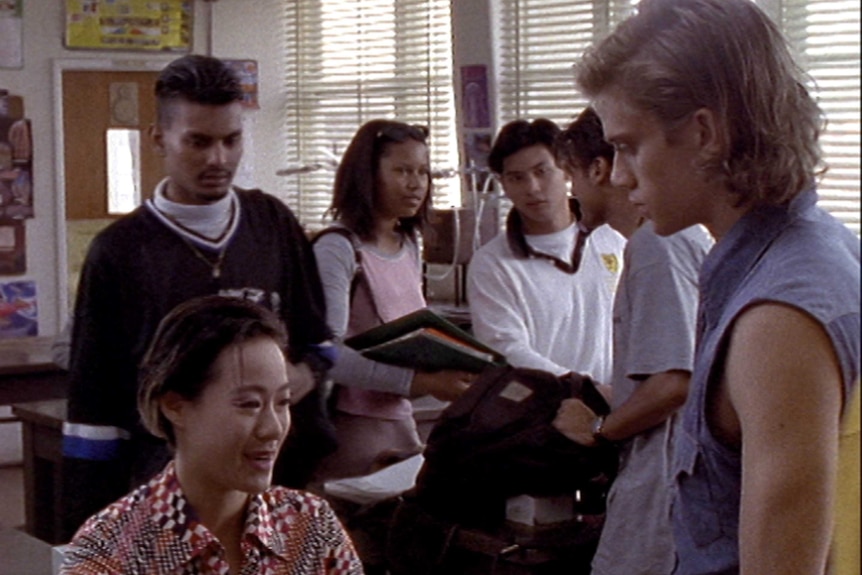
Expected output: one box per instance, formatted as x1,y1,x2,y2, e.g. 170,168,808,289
59,462,363,574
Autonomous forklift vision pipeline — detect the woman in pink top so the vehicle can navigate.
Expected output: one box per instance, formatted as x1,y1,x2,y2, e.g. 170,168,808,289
312,120,474,481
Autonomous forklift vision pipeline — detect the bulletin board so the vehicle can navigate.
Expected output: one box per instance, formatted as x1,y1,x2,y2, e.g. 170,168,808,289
64,0,192,52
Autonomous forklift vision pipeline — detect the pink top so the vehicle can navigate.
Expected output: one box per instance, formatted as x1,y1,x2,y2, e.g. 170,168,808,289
336,240,426,420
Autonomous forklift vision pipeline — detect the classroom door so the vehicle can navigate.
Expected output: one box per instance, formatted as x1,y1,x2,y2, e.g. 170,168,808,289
62,70,162,220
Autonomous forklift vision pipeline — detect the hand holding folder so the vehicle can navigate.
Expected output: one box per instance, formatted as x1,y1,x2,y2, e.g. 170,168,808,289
344,308,506,373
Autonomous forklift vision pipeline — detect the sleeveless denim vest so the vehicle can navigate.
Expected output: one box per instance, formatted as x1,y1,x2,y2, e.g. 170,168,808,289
672,190,861,575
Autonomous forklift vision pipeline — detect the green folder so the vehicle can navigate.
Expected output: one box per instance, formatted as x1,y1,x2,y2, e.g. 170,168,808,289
344,308,506,373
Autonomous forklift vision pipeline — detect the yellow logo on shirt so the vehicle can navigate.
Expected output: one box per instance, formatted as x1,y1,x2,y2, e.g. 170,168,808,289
601,254,620,274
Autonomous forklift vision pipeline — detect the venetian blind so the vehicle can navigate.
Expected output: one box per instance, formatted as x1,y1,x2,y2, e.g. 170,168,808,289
497,0,635,126
282,0,458,231
783,0,861,234
497,0,860,233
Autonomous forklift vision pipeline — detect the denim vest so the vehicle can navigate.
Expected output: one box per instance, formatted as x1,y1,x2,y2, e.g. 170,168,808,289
672,190,861,575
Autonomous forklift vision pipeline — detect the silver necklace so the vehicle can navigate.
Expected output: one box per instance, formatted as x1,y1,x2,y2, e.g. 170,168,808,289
153,199,236,279
179,236,228,279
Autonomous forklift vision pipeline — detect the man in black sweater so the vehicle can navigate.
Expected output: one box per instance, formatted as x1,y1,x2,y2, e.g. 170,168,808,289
62,54,335,539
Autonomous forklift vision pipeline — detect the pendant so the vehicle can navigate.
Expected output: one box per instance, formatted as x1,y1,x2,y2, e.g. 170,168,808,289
213,266,221,279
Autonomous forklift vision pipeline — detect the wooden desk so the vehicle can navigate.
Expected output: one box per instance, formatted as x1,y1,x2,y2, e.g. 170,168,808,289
0,337,67,406
10,399,66,545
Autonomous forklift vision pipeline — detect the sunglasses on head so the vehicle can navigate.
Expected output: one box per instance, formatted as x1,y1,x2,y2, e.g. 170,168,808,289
375,123,429,142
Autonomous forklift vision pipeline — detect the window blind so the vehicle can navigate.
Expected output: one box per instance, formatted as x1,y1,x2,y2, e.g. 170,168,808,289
496,0,860,234
282,0,458,231
782,0,861,234
497,0,635,126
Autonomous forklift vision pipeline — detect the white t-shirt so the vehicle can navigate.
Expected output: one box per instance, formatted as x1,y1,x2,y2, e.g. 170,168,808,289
467,221,625,382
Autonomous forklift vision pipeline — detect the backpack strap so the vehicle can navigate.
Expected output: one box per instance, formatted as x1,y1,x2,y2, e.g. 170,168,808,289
313,224,390,329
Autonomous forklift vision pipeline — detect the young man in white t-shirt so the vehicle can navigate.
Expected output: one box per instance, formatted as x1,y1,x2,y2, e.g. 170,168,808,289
467,118,625,385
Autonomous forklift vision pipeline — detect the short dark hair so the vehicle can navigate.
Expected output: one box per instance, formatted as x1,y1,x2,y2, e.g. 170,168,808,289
488,118,561,175
138,295,287,446
554,107,615,173
329,119,431,240
155,54,244,126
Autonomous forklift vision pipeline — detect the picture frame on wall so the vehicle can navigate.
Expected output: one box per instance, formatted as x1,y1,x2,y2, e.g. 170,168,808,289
64,0,193,52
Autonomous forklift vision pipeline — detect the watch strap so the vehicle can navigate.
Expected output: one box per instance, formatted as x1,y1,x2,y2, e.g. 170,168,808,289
592,415,609,444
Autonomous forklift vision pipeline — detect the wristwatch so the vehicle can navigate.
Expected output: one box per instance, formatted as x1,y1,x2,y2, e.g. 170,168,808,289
591,415,608,444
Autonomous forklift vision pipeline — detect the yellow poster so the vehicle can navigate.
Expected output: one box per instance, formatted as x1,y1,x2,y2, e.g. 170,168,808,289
65,0,192,52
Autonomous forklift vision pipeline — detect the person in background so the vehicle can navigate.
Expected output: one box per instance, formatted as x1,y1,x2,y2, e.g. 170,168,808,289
551,107,712,574
466,118,625,386
576,0,860,573
312,119,474,480
60,295,363,575
62,54,336,540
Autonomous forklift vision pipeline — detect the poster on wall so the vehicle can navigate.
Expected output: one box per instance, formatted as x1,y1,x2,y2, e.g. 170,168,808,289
0,279,36,338
0,0,23,69
460,65,492,191
0,92,33,219
224,60,259,109
65,0,192,52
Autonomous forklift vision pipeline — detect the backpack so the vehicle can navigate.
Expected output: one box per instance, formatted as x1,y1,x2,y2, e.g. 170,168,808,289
412,364,618,527
385,365,618,574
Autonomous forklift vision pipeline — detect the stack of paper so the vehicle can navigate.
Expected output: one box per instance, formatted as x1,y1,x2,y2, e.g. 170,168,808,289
323,454,425,506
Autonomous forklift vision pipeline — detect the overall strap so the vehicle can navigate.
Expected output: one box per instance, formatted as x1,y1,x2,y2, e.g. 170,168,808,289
312,225,364,298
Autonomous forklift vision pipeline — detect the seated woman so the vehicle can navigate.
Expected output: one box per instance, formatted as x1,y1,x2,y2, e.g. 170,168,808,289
60,295,363,575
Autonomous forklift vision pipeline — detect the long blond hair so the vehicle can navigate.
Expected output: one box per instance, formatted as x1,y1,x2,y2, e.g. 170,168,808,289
577,0,824,206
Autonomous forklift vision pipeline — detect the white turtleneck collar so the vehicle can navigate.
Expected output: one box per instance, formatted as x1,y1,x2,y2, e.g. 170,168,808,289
147,178,240,249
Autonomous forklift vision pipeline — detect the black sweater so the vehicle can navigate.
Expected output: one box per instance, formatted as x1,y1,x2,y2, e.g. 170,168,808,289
63,188,334,537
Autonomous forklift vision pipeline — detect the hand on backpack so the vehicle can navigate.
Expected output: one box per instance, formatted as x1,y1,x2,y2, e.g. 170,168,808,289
410,369,476,402
553,398,599,446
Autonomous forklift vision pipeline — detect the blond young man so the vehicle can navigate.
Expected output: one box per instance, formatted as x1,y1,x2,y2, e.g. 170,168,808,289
576,1,860,573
